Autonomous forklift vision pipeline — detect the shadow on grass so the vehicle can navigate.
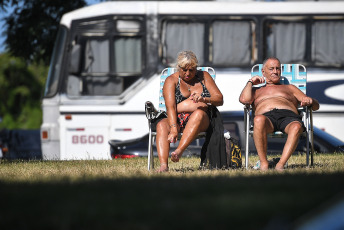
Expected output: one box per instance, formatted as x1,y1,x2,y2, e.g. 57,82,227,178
1,172,344,230
288,163,325,169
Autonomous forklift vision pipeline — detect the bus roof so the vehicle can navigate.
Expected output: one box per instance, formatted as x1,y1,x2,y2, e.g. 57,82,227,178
60,1,344,28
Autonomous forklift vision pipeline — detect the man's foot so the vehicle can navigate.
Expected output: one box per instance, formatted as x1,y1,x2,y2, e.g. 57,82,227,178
260,161,269,171
157,163,169,173
171,150,182,162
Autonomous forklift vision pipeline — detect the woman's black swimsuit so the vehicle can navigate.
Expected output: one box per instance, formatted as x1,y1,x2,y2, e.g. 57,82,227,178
175,71,211,104
174,71,211,128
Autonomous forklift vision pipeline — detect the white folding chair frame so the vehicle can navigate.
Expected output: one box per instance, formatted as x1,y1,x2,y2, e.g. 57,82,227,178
244,64,314,169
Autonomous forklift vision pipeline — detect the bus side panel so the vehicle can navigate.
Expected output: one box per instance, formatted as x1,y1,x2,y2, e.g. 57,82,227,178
109,114,148,141
41,98,61,160
59,114,111,160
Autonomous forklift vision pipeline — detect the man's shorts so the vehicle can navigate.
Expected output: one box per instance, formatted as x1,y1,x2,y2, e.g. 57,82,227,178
262,108,305,133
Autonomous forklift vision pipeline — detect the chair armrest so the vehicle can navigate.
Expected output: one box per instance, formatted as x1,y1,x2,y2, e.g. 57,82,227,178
145,101,158,120
298,105,313,114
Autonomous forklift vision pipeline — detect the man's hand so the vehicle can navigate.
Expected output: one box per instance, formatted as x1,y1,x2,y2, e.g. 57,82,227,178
300,96,313,107
250,76,266,86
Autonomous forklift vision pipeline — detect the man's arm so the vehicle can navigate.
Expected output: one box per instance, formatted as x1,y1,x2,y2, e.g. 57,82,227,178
239,76,264,105
290,85,320,111
301,96,320,111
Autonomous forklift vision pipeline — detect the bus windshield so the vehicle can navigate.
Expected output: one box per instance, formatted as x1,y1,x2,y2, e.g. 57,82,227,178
44,27,67,97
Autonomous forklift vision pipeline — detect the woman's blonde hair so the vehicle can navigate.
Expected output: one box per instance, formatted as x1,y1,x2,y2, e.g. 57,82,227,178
176,51,198,69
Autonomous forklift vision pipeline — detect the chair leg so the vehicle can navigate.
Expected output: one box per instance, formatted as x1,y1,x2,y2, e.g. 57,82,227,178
310,109,314,166
304,107,315,167
244,106,250,169
306,132,310,167
304,108,310,167
147,129,154,171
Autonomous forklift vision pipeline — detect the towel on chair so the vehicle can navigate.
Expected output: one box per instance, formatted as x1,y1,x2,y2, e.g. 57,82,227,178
200,106,227,169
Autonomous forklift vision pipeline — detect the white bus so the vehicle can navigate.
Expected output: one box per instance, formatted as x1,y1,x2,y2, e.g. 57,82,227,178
40,0,344,160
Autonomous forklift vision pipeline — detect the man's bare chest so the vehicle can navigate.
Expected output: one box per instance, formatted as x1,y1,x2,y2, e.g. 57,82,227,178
255,85,294,101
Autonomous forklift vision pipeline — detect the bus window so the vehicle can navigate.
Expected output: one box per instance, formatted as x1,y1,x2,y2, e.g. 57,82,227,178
212,20,253,65
265,21,306,63
114,37,142,73
45,27,67,97
65,17,144,97
162,18,256,67
312,21,344,66
163,21,205,65
84,39,110,73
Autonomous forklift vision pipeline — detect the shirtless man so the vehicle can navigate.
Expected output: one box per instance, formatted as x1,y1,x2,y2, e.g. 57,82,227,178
239,57,319,171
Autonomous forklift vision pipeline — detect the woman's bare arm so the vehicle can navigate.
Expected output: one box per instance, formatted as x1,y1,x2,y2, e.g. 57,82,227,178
201,71,223,106
163,74,179,137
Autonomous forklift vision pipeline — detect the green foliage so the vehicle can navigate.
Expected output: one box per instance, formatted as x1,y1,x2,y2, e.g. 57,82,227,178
3,0,87,64
0,0,20,11
0,52,48,129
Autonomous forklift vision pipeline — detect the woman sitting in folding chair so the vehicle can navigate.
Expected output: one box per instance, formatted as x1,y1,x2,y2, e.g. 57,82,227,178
239,57,319,171
155,51,223,172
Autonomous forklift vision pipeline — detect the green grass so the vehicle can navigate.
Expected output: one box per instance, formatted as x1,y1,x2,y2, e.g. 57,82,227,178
0,153,344,230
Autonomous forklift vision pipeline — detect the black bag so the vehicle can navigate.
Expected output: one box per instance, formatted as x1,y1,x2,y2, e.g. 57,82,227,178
224,132,242,169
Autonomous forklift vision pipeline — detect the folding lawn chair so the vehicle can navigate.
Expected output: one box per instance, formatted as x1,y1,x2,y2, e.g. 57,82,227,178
244,64,314,169
145,67,216,170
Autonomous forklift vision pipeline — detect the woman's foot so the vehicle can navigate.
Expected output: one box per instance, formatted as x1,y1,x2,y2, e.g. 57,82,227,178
260,161,269,171
275,162,285,171
157,163,169,173
171,150,182,162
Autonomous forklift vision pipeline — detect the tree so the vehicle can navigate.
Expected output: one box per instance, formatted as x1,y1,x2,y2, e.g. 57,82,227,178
0,0,20,12
3,0,86,64
0,53,48,129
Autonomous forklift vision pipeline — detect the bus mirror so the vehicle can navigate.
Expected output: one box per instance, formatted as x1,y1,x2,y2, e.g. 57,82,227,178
69,44,81,74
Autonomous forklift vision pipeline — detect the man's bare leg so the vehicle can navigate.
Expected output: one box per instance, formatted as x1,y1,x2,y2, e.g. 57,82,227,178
171,110,209,162
253,115,274,171
276,121,303,171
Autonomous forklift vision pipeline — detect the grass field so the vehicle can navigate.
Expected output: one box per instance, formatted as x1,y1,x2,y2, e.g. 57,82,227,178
0,153,344,230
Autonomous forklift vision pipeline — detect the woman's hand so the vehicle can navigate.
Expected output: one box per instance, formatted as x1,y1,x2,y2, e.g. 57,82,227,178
190,92,203,103
167,129,178,143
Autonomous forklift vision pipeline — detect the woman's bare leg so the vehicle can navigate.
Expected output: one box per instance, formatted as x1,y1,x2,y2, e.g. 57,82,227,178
171,109,209,162
155,118,171,172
